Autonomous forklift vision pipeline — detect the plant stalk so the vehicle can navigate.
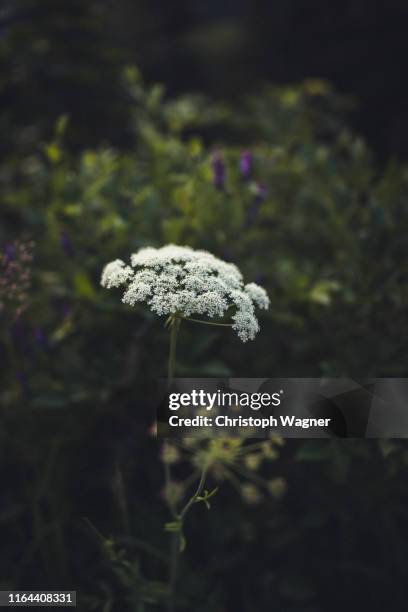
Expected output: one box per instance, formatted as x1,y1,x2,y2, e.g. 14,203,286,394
167,465,209,612
168,316,180,382
182,316,232,327
166,315,210,611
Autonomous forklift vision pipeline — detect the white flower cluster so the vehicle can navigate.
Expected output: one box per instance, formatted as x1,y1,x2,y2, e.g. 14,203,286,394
101,245,269,342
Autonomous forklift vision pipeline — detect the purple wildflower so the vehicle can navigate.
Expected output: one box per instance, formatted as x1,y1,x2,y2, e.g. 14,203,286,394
212,151,225,191
239,150,252,180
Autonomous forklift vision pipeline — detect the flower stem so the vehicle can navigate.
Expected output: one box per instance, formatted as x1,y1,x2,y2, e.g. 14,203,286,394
182,317,233,327
165,314,180,611
166,317,210,611
167,465,209,612
179,465,209,521
168,316,181,382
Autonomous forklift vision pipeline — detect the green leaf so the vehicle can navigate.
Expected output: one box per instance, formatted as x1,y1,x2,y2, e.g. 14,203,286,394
164,521,182,533
56,114,69,137
44,143,61,163
51,317,74,343
308,280,340,306
196,487,219,509
63,203,83,217
74,272,96,300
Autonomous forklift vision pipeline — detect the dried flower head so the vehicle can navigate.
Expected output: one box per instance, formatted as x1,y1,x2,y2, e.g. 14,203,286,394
101,245,269,342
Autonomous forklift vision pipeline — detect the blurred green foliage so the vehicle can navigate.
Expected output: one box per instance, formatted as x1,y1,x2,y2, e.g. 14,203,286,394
1,69,408,610
3,0,408,158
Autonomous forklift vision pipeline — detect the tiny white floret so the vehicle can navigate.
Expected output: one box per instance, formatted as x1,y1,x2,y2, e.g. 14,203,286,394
101,259,134,289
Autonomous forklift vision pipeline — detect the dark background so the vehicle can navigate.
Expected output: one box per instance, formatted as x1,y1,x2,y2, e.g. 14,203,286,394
2,0,408,158
2,2,408,611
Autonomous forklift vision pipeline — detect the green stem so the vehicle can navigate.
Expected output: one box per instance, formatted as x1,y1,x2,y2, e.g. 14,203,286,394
167,465,209,612
168,317,180,382
182,317,233,327
166,316,211,611
165,315,180,611
179,465,209,521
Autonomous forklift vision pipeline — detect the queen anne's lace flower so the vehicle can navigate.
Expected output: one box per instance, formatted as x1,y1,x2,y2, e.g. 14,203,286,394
101,245,269,342
244,283,269,310
100,259,134,289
